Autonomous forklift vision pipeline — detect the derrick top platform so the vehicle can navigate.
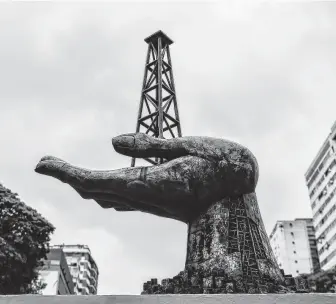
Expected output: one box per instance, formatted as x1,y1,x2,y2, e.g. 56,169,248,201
144,30,173,48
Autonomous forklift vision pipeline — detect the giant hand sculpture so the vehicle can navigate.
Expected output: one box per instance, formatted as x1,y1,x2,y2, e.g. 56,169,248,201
35,133,258,222
35,133,286,294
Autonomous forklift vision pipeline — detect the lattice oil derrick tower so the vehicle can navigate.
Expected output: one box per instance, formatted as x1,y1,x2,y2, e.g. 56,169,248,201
131,30,182,167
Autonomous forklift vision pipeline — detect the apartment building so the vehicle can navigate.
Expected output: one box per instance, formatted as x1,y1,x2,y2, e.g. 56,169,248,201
39,248,75,295
269,218,320,276
305,121,336,270
52,244,99,295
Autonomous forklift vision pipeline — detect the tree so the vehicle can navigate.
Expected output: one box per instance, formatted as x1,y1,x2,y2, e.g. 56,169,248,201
0,183,55,294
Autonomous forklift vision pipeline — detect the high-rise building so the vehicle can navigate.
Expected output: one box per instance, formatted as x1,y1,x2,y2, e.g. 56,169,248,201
39,248,75,295
52,244,99,295
269,218,320,276
305,121,336,270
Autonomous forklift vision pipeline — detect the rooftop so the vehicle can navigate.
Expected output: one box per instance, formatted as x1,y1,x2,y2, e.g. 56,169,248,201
52,244,91,253
269,218,313,239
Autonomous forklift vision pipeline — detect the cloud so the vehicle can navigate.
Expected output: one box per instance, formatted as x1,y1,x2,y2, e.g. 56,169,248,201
1,1,336,294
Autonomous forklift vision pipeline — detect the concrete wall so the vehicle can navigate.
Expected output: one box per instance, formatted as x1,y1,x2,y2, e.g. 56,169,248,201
0,294,335,304
39,249,75,295
58,273,70,295
39,270,59,295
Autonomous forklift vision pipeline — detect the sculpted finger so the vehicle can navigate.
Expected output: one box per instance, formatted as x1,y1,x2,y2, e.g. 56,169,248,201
112,133,257,172
35,156,67,177
35,156,92,188
112,132,233,161
35,157,185,220
112,133,188,160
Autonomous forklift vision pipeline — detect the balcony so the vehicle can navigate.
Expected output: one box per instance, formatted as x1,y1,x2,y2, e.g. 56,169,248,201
309,158,336,204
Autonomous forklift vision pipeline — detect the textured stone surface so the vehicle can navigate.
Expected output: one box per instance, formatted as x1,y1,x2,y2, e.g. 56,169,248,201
34,133,285,293
1,294,336,304
141,272,312,295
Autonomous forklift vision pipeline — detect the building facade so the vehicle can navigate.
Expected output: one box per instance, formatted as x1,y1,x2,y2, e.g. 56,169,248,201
269,218,320,277
39,248,75,295
52,244,99,295
305,121,336,270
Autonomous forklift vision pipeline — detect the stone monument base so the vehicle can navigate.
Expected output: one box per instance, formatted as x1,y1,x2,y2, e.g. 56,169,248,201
0,294,335,304
142,272,309,294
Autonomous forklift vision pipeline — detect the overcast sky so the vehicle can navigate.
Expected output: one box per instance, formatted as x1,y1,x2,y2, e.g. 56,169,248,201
1,0,336,295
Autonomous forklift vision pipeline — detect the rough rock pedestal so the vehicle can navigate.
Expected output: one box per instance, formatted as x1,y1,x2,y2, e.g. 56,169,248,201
142,193,289,294
185,193,284,293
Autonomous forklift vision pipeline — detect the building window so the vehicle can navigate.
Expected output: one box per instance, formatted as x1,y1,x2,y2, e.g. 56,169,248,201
310,240,317,246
